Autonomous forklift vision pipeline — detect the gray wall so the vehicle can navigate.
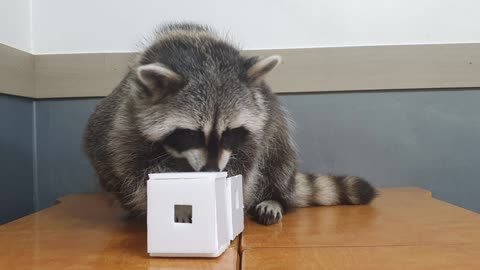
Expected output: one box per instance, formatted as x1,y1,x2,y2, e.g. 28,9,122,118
2,89,479,221
35,99,99,209
32,89,480,213
281,90,480,213
0,95,34,224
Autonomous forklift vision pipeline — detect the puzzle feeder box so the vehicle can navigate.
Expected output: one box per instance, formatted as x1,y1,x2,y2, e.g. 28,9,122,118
147,172,244,257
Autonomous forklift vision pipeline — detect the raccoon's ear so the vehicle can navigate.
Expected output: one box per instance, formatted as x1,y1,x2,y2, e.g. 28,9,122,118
244,55,282,85
135,63,184,100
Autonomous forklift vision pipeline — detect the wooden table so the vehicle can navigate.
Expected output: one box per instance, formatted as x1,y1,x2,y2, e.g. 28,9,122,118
1,187,479,269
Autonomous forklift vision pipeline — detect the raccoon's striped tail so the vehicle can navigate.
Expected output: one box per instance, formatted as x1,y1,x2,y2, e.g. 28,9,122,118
292,173,377,207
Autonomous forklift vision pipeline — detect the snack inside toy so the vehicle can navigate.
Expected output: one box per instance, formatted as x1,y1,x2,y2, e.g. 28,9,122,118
147,172,244,257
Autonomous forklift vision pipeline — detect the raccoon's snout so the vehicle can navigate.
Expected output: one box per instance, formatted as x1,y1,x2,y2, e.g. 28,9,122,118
162,127,243,172
199,149,231,172
200,165,220,172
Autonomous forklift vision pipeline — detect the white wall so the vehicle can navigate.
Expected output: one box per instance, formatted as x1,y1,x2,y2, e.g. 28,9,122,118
31,0,480,54
0,0,31,52
0,0,471,54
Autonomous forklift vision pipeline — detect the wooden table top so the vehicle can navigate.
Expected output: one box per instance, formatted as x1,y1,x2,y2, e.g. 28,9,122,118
0,193,239,270
1,187,480,269
242,245,480,270
241,187,480,249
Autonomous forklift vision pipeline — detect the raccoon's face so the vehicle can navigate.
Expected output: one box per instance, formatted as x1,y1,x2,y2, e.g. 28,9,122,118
132,55,281,172
161,124,250,172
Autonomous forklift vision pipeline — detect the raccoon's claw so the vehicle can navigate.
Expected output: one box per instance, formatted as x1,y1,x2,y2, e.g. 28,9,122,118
174,215,192,223
253,200,283,225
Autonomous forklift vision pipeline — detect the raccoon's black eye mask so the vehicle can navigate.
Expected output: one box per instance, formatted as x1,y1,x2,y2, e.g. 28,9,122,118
221,127,249,150
163,128,204,152
163,127,250,153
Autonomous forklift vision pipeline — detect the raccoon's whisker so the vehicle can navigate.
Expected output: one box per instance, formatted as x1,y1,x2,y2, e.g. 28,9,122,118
148,153,170,162
159,155,173,163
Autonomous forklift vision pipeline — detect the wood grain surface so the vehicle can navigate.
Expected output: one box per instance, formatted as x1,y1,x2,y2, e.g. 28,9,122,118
241,245,480,270
0,193,239,270
241,187,480,249
2,187,480,269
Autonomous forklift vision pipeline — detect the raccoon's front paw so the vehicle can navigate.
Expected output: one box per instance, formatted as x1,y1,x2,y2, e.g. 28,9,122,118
174,205,192,223
253,200,283,225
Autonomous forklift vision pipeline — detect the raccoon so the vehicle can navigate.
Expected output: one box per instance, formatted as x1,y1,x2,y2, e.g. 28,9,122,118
83,23,377,225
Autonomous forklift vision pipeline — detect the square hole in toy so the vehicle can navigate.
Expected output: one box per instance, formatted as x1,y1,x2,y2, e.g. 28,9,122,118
174,204,192,223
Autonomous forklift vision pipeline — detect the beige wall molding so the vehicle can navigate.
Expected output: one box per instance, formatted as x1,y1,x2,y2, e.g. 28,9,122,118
0,44,35,98
1,43,480,98
34,53,134,98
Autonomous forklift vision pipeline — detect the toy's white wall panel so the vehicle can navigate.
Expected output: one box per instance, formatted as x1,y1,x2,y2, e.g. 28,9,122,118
32,0,480,54
214,177,229,249
0,0,31,52
230,176,244,238
147,179,217,254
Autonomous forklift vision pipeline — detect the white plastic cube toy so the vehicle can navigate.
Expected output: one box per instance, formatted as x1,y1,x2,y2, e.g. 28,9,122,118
147,172,244,257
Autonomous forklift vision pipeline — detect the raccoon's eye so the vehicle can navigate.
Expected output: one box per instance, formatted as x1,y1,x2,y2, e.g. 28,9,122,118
221,127,249,149
163,128,204,152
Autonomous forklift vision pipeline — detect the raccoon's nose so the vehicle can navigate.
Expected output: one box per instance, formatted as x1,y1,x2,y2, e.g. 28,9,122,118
200,165,220,172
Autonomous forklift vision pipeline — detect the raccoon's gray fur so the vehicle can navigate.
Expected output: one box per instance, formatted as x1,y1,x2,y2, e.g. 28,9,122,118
83,23,377,225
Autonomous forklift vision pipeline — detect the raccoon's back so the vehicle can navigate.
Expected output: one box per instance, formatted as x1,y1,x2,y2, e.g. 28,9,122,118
83,76,131,173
